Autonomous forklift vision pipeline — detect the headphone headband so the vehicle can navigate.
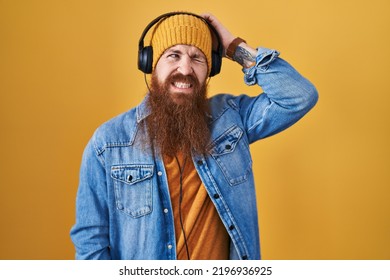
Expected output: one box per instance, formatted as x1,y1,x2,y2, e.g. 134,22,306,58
138,12,223,77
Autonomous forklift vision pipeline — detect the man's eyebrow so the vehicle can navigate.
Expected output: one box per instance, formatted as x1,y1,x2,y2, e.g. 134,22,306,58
164,48,183,54
163,47,205,59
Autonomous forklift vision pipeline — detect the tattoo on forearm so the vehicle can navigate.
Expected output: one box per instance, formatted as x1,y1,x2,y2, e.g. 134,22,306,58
233,46,256,67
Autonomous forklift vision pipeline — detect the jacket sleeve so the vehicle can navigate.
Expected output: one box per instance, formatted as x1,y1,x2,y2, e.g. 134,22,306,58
234,47,318,143
70,134,111,260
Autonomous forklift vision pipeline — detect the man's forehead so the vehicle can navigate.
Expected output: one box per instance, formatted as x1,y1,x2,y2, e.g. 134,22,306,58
164,44,205,56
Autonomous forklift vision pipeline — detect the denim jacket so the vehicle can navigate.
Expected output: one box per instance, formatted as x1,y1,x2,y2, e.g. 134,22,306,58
70,48,318,260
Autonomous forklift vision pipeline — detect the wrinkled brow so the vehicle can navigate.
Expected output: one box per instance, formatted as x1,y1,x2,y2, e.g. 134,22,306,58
164,46,205,58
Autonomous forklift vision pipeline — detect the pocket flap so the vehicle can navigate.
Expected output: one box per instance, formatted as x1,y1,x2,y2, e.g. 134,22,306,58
209,125,243,156
111,164,154,185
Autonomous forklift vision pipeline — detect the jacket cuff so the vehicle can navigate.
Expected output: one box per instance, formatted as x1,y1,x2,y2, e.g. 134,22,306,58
243,47,280,86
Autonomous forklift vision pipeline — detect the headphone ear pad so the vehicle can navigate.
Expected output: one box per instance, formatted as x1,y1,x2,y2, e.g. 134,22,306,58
209,50,222,77
138,46,153,74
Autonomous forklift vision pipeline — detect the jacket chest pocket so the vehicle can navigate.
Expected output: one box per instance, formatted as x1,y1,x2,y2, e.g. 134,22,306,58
209,125,252,186
111,164,153,218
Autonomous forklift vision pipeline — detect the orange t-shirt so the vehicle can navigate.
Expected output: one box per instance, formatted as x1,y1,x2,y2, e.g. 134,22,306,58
163,153,230,260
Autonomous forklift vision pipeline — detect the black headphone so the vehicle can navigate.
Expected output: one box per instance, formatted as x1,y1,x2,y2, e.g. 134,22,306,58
138,12,223,77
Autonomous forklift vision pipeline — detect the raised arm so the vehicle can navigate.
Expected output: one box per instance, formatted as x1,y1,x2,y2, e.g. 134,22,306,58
203,13,318,142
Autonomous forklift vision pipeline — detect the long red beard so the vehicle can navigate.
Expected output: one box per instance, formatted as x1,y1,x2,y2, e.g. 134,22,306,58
146,72,211,157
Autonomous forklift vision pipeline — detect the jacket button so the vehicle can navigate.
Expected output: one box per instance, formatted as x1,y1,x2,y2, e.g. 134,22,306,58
197,160,203,165
127,175,133,182
213,193,220,199
229,225,235,230
242,255,248,260
225,144,232,150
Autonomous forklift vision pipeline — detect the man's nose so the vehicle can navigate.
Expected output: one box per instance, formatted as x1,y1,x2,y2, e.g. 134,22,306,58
177,56,193,75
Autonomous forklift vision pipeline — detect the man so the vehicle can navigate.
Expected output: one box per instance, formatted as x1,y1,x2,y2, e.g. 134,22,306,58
70,12,318,260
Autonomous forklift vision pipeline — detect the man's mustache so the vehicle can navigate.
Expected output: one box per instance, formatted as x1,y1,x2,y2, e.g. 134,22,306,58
167,73,198,86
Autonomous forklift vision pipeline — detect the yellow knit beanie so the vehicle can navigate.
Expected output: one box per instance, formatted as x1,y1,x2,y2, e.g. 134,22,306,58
150,14,212,75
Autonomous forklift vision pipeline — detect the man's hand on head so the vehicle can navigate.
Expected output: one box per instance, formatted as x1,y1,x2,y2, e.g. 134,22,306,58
201,13,257,68
201,13,236,56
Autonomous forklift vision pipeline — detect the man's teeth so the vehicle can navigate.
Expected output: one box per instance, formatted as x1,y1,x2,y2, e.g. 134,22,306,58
174,82,191,89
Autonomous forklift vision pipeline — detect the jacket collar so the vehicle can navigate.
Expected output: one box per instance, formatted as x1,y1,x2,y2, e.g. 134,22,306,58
136,94,152,123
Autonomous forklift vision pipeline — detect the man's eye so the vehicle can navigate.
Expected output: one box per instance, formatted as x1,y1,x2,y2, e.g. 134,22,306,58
194,57,206,63
168,53,180,59
192,55,206,63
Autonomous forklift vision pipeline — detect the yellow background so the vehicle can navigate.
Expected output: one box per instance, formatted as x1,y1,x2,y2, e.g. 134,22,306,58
1,0,389,259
